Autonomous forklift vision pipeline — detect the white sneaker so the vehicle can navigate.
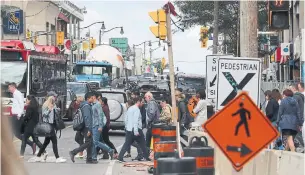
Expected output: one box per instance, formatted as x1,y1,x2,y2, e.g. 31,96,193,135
56,157,67,163
42,152,48,161
29,156,43,162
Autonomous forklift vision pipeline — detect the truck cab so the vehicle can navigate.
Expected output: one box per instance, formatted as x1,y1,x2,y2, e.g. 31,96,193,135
73,60,112,89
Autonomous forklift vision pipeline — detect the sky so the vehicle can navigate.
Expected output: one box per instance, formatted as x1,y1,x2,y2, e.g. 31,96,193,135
74,1,213,75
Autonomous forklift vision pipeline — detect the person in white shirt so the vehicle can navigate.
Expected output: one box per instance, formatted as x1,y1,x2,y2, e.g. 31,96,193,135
8,83,36,153
193,89,208,126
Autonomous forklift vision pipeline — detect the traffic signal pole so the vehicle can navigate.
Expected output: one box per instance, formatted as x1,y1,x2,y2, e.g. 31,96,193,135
165,5,181,158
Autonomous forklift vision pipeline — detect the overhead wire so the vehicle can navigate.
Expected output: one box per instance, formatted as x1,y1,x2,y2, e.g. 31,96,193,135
25,2,51,17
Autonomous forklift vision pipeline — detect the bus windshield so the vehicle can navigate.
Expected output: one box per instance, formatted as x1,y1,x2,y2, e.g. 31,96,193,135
1,61,27,85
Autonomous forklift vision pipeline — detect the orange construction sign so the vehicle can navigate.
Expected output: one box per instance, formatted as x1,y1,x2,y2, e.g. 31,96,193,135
203,92,279,171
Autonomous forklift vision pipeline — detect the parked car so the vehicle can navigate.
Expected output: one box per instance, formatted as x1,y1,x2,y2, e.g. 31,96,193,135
97,88,128,130
67,82,92,98
63,89,77,121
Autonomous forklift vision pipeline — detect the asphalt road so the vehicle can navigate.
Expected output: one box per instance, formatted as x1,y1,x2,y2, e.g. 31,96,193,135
14,122,151,175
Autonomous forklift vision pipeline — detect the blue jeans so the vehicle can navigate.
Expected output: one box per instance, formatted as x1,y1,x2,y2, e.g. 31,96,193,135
92,126,112,160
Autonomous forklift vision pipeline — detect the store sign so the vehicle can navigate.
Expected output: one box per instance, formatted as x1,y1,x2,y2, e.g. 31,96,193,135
3,10,24,34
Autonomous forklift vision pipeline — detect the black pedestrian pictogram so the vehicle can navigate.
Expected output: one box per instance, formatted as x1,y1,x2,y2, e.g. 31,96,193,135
232,102,251,137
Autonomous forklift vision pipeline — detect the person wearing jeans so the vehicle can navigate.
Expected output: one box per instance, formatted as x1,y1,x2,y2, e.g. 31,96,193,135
118,97,151,162
69,92,95,164
91,93,114,161
101,97,118,159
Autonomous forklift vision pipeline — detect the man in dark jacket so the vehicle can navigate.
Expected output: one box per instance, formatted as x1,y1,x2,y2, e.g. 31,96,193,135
145,92,160,149
290,84,304,119
69,92,96,164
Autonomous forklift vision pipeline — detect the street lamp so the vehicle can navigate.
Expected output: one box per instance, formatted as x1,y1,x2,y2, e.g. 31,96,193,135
99,26,124,45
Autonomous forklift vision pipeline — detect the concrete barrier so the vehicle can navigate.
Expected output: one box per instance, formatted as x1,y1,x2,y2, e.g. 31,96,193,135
203,134,304,175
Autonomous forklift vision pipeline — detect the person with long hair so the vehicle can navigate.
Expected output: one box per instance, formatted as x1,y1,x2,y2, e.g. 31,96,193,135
277,89,303,152
20,95,45,158
32,96,66,163
272,89,283,104
264,90,279,123
100,97,118,159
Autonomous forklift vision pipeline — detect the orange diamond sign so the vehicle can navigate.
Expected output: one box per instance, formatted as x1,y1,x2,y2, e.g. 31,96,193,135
203,92,279,171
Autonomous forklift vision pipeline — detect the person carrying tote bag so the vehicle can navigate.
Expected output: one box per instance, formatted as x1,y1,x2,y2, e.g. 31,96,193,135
32,96,66,163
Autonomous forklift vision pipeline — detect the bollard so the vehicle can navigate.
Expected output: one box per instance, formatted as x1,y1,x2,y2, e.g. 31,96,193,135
154,141,177,175
156,157,197,175
184,136,214,175
160,125,176,142
152,123,166,149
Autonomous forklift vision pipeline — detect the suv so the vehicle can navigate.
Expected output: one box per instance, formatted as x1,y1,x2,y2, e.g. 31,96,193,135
97,88,128,130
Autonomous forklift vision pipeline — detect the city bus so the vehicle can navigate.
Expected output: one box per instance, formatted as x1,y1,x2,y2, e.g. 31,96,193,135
1,40,68,118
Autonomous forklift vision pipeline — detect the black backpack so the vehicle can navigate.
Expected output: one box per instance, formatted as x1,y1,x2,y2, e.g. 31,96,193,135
73,104,88,131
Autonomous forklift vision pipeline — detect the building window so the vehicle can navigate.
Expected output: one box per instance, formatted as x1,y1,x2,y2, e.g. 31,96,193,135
51,24,55,46
46,22,49,45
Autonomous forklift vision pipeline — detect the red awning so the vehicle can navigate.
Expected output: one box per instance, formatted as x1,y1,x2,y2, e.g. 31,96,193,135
1,40,25,49
58,12,69,23
35,45,60,54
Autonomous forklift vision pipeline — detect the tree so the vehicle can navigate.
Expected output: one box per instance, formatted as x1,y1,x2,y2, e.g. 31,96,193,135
175,1,268,56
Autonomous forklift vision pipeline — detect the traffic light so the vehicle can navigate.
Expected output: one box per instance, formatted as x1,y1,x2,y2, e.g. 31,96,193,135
56,31,64,46
161,57,166,69
33,36,38,44
200,27,209,48
269,0,289,30
149,9,167,40
89,38,96,50
26,29,31,39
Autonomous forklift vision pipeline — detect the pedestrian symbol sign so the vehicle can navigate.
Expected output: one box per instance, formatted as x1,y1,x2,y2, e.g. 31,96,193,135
203,92,279,171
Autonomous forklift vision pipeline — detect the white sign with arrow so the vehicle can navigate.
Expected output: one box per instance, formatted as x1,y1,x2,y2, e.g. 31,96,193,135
206,55,233,99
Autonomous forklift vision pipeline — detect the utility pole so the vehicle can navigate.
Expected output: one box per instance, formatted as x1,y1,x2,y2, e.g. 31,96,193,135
240,1,258,57
212,1,219,54
165,4,180,157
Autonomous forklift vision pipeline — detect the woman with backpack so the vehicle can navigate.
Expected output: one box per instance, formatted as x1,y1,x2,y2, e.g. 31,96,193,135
32,96,66,163
20,95,45,158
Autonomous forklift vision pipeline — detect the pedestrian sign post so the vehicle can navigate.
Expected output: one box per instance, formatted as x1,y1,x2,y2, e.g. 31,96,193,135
216,57,261,110
206,55,234,99
203,92,279,171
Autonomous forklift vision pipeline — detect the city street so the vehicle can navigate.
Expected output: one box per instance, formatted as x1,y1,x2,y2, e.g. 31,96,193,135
14,122,151,175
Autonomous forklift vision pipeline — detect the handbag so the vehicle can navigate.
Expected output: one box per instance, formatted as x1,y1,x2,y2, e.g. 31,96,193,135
33,114,53,137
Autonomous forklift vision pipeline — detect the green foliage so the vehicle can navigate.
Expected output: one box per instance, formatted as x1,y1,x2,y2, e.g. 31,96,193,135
175,1,269,55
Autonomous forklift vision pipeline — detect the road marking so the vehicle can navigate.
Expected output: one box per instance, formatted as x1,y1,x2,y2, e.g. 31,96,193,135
105,145,123,175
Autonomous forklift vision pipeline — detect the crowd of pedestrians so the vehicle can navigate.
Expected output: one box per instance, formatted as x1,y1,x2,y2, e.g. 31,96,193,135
7,80,214,164
262,82,304,152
